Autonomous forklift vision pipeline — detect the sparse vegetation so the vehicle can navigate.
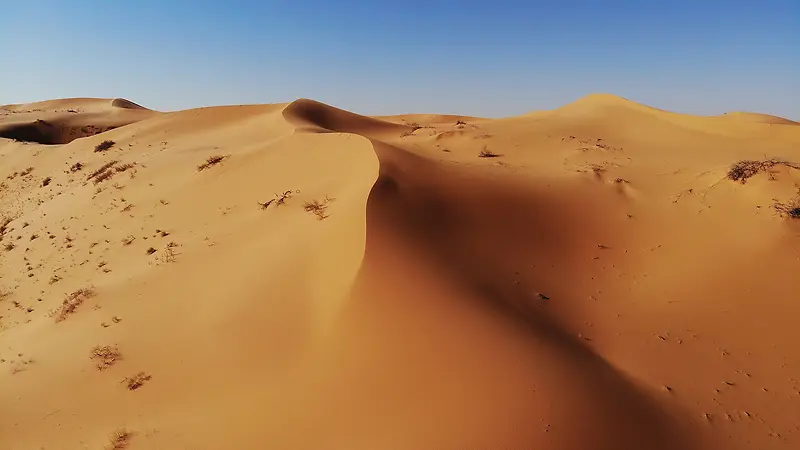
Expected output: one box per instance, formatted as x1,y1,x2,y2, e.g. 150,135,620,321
146,247,157,255
122,235,135,246
124,372,152,390
774,197,800,219
478,146,500,158
95,140,115,152
105,428,133,450
303,196,335,220
259,189,300,209
3,242,13,252
727,158,800,184
0,216,11,238
115,163,136,173
197,155,226,171
87,161,118,182
91,345,122,370
20,167,34,176
160,242,178,262
69,161,83,173
42,177,52,187
53,288,95,322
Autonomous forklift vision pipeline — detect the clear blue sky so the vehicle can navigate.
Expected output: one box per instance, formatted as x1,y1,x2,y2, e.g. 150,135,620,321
1,0,798,119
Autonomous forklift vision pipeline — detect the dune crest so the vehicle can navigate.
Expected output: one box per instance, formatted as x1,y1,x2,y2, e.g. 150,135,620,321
1,94,799,449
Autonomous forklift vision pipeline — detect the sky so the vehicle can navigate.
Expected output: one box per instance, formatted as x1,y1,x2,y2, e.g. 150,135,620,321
1,0,798,119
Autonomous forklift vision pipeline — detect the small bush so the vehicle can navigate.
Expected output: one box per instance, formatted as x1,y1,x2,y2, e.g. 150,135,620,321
727,159,800,184
94,169,116,184
124,372,152,390
197,155,226,171
69,162,83,172
95,140,115,152
303,196,335,220
146,247,157,255
105,428,133,450
54,288,95,322
91,345,122,370
478,146,501,158
87,161,118,181
42,177,52,187
115,163,135,173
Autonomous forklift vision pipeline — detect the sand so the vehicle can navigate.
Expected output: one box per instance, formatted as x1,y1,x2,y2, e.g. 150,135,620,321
1,94,799,449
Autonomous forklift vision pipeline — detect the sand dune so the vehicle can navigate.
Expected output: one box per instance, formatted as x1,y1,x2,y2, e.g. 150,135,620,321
1,95,799,449
0,98,158,144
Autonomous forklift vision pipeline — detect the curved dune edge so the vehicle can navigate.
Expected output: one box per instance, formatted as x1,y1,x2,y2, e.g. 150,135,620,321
2,95,798,449
279,99,713,449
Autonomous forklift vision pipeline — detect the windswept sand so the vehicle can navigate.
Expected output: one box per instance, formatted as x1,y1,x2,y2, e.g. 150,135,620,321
1,94,799,449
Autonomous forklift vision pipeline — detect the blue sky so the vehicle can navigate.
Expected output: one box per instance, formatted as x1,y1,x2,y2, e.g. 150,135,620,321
1,0,798,118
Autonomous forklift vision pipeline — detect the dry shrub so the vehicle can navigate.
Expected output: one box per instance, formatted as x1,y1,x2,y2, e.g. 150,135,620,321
197,155,226,171
159,242,178,262
122,235,135,245
303,196,335,220
87,161,118,182
124,372,151,390
478,146,500,158
94,169,116,184
3,242,13,252
91,345,122,370
727,159,800,184
115,163,135,173
775,199,800,219
95,140,115,152
69,162,83,173
54,288,95,322
0,217,11,238
105,428,133,450
20,167,34,176
42,176,52,187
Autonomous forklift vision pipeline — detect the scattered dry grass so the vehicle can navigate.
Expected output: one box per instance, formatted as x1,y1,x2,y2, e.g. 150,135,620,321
87,161,118,182
159,242,179,262
197,155,226,171
20,167,34,176
94,140,115,152
263,190,299,208
727,159,800,184
775,197,800,219
53,287,95,322
91,345,122,370
303,196,335,220
123,372,151,390
0,216,11,238
115,163,136,173
105,428,133,450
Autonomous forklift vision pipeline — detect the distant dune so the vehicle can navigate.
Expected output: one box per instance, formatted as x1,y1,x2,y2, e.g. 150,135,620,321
1,94,799,450
0,98,158,144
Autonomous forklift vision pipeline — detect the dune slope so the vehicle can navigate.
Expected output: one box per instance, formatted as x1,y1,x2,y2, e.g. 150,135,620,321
1,95,799,449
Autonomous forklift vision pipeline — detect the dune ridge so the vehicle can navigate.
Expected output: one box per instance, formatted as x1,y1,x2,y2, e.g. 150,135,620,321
1,95,799,449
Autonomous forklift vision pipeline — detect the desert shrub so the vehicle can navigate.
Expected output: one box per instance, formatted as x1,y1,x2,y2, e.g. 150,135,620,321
478,146,500,158
727,159,800,184
95,140,115,152
197,155,226,171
